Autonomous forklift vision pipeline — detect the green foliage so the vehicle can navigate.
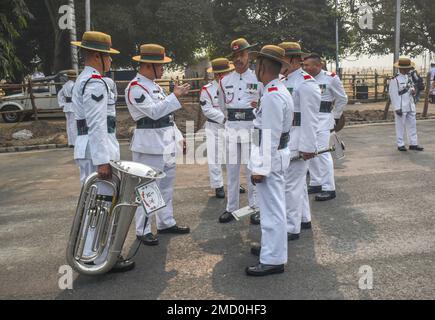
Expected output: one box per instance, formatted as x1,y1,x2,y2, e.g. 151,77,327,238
0,0,30,80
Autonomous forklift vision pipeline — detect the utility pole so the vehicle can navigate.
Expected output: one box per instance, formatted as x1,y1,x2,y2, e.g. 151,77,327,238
69,0,78,71
335,0,340,76
394,0,401,73
85,0,91,31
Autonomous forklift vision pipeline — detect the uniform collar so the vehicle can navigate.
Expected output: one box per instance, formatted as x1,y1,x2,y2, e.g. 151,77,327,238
136,73,156,85
235,68,251,78
84,66,101,76
264,78,280,91
286,67,303,79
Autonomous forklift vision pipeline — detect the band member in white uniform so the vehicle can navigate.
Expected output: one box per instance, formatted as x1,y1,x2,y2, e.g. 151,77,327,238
217,38,261,224
247,45,292,277
71,31,134,272
303,54,348,202
125,44,191,246
389,57,424,152
278,43,320,239
57,70,77,147
200,58,234,199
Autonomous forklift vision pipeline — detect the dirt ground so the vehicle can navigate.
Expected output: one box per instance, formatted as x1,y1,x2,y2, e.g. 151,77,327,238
0,101,433,148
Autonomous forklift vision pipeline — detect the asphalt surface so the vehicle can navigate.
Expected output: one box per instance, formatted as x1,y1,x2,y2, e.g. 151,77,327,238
0,121,434,300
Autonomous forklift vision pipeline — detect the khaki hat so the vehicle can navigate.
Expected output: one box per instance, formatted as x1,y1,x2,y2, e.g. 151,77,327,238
207,58,235,74
249,45,290,67
132,44,172,64
278,42,306,57
227,38,257,58
394,57,414,69
71,31,120,54
65,70,78,79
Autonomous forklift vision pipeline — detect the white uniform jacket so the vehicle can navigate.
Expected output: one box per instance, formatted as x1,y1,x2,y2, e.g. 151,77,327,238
389,73,416,113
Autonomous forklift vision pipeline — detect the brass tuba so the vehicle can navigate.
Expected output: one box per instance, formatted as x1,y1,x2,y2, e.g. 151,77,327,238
66,160,165,275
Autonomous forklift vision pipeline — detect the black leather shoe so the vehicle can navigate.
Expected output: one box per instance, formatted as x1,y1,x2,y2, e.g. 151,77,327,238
239,185,246,194
215,187,225,199
250,211,260,225
219,211,234,223
137,233,159,246
301,222,312,230
288,233,300,241
398,146,407,152
409,145,424,151
315,191,336,202
246,263,285,277
308,185,322,195
158,225,190,234
250,244,261,257
109,256,135,273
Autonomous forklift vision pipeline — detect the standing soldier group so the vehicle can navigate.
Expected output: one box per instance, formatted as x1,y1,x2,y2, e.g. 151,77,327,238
64,30,425,278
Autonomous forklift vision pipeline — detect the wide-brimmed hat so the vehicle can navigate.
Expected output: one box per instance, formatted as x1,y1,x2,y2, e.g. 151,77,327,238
71,31,120,54
207,58,235,74
394,57,414,69
278,42,307,57
227,38,257,58
132,44,172,64
249,45,290,67
65,69,78,78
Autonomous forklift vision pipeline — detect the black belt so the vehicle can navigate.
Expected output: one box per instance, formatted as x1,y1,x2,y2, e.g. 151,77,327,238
77,116,117,136
136,114,174,129
227,108,255,121
254,129,290,150
293,112,301,127
207,119,219,124
320,101,333,113
65,97,72,103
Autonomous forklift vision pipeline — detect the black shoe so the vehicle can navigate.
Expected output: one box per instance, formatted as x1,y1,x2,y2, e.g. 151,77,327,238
215,187,225,199
398,146,407,152
157,225,190,234
239,185,246,194
219,211,234,223
137,233,159,246
250,211,260,225
409,145,424,151
308,185,322,195
250,244,261,257
301,222,312,230
246,263,285,277
288,233,300,241
109,256,135,273
315,191,336,202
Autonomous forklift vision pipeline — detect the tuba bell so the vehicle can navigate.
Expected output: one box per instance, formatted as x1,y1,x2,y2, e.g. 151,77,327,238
66,160,165,275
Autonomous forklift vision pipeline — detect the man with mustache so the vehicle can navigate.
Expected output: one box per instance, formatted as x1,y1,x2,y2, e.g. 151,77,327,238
217,38,262,224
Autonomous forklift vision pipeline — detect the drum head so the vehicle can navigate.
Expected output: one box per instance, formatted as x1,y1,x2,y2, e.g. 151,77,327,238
110,161,166,179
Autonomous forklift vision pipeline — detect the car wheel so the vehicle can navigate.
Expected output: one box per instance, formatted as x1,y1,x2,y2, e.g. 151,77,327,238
1,105,22,123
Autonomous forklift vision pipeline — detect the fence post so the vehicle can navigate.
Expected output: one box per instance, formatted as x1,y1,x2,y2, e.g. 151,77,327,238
28,79,38,121
352,74,356,99
422,72,431,118
374,72,378,100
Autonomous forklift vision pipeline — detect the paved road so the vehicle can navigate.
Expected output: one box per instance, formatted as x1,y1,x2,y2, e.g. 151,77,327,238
0,121,434,300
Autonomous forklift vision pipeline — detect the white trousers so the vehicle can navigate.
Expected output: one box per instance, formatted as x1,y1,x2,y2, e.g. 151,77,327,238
226,141,256,212
205,122,225,189
75,159,114,260
133,152,177,236
308,129,335,192
65,112,77,146
394,112,418,147
258,169,288,265
285,159,311,235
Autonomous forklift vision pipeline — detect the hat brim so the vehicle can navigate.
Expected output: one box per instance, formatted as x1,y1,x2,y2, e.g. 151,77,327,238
71,41,120,54
249,51,290,68
132,55,172,64
393,62,414,69
207,63,235,74
226,43,258,58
